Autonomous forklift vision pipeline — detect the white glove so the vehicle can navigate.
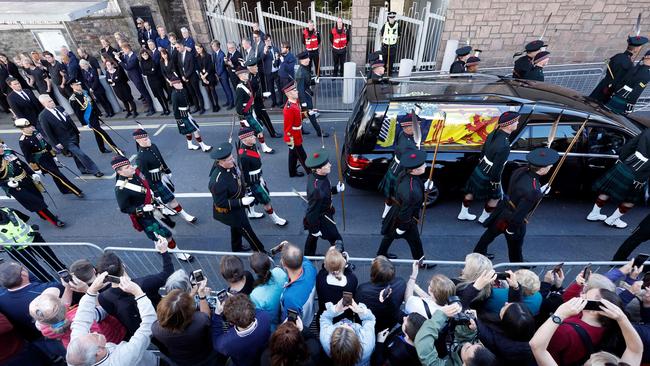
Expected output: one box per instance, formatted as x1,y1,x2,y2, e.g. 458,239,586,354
7,179,18,188
301,103,307,107
259,177,266,186
142,204,155,212
541,183,551,195
241,119,250,127
31,174,41,183
53,157,62,167
424,179,434,191
241,196,255,206
311,231,322,237
336,182,345,193
396,228,406,235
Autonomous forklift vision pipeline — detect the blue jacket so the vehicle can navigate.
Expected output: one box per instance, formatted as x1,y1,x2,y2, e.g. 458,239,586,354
250,267,287,330
262,45,280,75
281,257,317,325
156,36,171,52
320,302,376,366
213,49,228,77
278,52,296,80
119,52,144,84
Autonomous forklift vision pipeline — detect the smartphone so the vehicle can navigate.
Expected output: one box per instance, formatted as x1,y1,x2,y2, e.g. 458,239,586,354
582,264,592,282
105,275,121,284
270,243,284,256
584,300,602,311
57,269,72,283
495,272,510,280
287,309,299,323
417,256,425,267
383,285,392,299
342,291,353,307
633,253,650,269
192,269,205,283
553,263,564,274
216,289,228,303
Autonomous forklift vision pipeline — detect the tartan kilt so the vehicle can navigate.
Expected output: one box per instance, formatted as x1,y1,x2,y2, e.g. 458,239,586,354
151,181,175,204
250,181,271,205
243,114,264,134
464,166,502,200
605,95,629,115
139,216,172,241
378,169,398,199
176,117,198,135
593,161,645,204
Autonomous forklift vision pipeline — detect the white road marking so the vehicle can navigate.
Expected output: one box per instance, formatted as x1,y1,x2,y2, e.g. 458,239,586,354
0,190,307,200
73,154,137,180
0,124,161,134
153,124,167,136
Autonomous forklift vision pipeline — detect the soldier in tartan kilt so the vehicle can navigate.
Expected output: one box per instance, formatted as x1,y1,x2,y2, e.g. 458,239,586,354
458,111,520,223
236,127,287,226
587,128,650,228
170,77,212,152
234,66,275,153
378,114,417,219
133,128,197,224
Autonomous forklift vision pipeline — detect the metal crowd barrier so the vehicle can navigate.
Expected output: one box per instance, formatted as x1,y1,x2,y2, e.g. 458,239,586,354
312,76,367,113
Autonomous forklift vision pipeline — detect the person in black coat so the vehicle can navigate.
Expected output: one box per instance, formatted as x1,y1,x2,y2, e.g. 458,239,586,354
373,312,426,366
159,48,178,85
80,59,114,117
139,49,170,115
196,43,220,113
175,43,205,114
105,60,137,118
315,246,358,320
0,53,30,90
226,41,244,92
262,35,282,107
99,36,118,60
527,51,550,82
6,77,43,129
116,43,155,116
450,45,472,74
606,51,650,115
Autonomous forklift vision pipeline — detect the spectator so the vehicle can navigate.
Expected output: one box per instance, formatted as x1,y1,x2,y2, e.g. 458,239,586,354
0,311,51,365
212,293,271,366
278,41,296,90
163,269,193,294
116,42,156,116
152,287,216,365
99,36,117,59
316,246,358,320
415,305,498,366
159,48,177,86
97,241,173,339
562,271,617,303
355,255,406,332
180,27,196,54
24,59,54,102
404,260,455,318
147,38,161,62
373,312,426,366
61,48,82,86
135,17,147,47
485,269,543,316
260,320,321,366
29,286,125,348
530,297,643,366
319,298,376,366
454,253,495,310
210,40,234,109
280,242,317,326
66,272,159,366
105,59,137,118
476,302,536,365
139,48,170,115
156,26,171,52
225,41,243,91
196,42,220,113
143,21,158,45
0,53,30,89
250,251,288,329
242,38,254,63
220,254,255,295
43,51,71,98
262,34,282,107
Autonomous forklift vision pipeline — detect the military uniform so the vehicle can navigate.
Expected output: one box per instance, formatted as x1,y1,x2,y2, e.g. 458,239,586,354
377,149,426,260
380,12,399,76
283,82,308,177
527,51,550,82
367,60,386,82
606,53,650,115
378,116,416,201
135,139,174,204
235,72,264,135
171,88,200,135
612,213,650,261
295,52,326,137
590,36,649,104
450,46,472,74
68,83,120,154
209,142,265,252
473,148,559,262
513,40,546,80
303,149,343,256
238,137,271,205
246,58,279,137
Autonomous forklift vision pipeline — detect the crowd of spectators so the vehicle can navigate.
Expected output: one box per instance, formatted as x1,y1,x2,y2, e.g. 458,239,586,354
1,239,650,366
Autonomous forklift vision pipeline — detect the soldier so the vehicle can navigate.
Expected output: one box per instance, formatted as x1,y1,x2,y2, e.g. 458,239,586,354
237,127,288,226
588,127,650,228
245,58,281,138
367,60,386,82
473,148,558,262
450,45,472,74
170,77,212,152
302,19,321,79
605,51,650,115
513,40,546,80
527,51,550,82
209,142,266,253
458,112,520,223
303,148,345,256
590,35,648,104
377,149,430,261
295,51,328,137
379,114,418,219
330,17,350,77
466,56,481,73
380,11,399,76
235,67,275,153
68,79,123,155
15,118,83,198
0,143,64,227
612,213,650,261
112,155,192,261
283,82,308,177
133,128,197,224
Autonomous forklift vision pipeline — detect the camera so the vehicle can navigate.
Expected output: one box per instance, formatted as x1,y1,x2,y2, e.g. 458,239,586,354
447,295,474,326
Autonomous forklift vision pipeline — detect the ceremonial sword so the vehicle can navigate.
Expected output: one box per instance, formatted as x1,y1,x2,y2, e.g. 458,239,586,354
292,188,337,225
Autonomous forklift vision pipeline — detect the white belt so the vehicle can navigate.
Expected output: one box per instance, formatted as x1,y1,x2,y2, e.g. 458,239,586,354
394,157,400,164
178,107,189,111
292,125,302,130
115,180,146,194
248,168,261,175
149,168,160,173
481,156,494,166
635,151,648,162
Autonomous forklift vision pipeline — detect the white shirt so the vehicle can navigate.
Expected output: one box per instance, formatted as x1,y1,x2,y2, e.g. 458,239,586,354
404,296,441,318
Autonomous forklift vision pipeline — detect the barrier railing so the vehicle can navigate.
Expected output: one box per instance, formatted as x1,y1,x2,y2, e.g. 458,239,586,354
312,76,367,112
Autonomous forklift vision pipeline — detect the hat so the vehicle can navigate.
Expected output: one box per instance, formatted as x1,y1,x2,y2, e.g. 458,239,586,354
297,51,309,60
305,148,330,169
498,111,520,127
169,76,182,84
645,50,650,58
14,118,31,128
235,66,249,75
533,51,550,64
455,45,472,57
466,56,481,67
371,60,384,68
68,78,82,86
282,81,297,93
398,113,414,128
210,142,233,160
525,40,547,53
526,147,559,167
244,57,258,67
111,155,130,170
368,51,383,63
132,128,148,140
400,149,426,169
387,11,397,18
238,127,255,140
628,35,649,47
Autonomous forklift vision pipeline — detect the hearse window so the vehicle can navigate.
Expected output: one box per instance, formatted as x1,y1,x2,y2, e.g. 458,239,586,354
586,127,627,155
512,124,587,152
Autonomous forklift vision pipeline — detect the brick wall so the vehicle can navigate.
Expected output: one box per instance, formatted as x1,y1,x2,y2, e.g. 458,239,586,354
438,0,649,68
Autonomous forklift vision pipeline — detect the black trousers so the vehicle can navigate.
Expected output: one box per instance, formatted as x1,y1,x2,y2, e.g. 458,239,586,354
254,101,277,136
5,232,66,282
185,74,204,111
38,155,82,196
265,72,281,106
204,84,220,111
332,51,346,77
377,225,424,260
381,44,397,76
94,92,114,116
473,223,526,263
612,214,650,261
149,85,169,113
230,221,265,252
132,79,154,112
308,50,320,77
307,113,323,135
88,117,118,153
304,215,342,256
289,145,307,176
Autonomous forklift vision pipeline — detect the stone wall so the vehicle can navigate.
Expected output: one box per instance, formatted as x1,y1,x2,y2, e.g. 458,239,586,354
438,0,648,68
0,30,44,58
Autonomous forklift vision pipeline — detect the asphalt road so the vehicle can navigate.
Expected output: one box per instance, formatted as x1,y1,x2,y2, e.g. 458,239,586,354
1,111,648,265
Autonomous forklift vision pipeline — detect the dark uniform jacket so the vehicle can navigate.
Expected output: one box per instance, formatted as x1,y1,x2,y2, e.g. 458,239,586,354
480,129,511,182
527,66,544,82
513,55,534,79
114,172,153,216
136,144,171,183
395,132,416,162
304,172,337,234
18,132,55,171
617,128,650,180
238,144,262,186
485,167,543,233
69,91,99,126
450,60,466,74
610,63,650,111
381,173,423,234
295,64,314,109
0,154,45,212
235,82,254,117
590,50,634,103
209,164,247,227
